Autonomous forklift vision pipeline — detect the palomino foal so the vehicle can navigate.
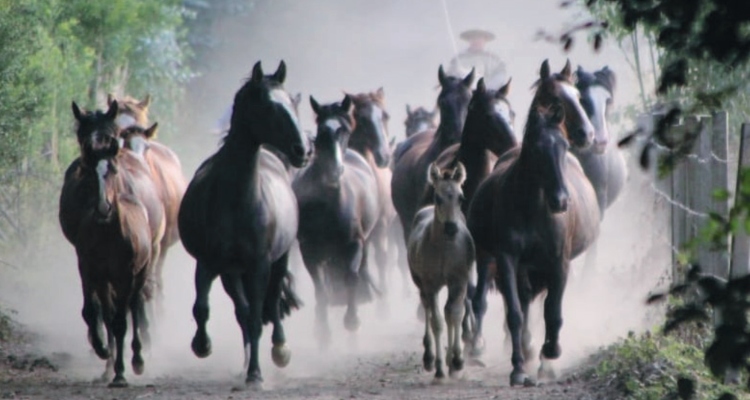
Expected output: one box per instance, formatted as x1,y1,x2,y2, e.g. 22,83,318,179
408,162,474,379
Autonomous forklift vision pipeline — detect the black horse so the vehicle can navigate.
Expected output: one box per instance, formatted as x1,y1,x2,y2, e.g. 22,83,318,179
293,95,381,346
467,99,600,386
177,61,310,386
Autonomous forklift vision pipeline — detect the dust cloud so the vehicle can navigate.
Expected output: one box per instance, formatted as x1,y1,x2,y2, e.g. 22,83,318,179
0,0,670,388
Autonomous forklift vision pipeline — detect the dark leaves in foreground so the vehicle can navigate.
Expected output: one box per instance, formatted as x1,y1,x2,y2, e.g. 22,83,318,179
648,264,750,389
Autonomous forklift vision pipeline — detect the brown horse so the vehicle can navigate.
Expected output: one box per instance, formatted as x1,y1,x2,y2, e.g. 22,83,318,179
178,61,310,386
106,94,187,305
59,100,166,387
346,88,403,300
467,95,600,386
391,66,474,244
293,94,381,346
468,59,597,357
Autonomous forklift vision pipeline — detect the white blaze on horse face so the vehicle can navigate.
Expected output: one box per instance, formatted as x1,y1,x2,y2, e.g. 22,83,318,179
323,118,344,171
370,105,388,143
115,113,137,129
415,121,430,134
561,82,595,140
588,86,611,147
96,159,110,215
494,100,514,130
270,88,302,133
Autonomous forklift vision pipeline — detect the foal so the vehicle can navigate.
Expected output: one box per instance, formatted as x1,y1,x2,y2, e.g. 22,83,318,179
408,162,474,379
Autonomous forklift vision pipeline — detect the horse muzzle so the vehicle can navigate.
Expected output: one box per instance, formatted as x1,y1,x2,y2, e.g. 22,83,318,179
443,221,459,238
547,191,569,213
289,143,311,168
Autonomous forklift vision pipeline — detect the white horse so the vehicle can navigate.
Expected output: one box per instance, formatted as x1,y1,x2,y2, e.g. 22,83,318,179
407,161,475,379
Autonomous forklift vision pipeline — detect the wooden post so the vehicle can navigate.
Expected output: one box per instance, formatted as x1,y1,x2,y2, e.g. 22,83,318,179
730,123,750,279
710,111,730,279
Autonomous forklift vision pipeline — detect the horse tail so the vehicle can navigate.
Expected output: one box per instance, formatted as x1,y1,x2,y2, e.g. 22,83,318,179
263,270,303,324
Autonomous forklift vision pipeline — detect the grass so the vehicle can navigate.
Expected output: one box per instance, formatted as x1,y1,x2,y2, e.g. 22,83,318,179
582,324,748,400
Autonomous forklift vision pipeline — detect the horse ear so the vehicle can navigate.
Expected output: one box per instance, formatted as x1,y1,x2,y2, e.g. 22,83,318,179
144,122,159,139
453,162,467,185
476,77,487,94
72,101,83,121
309,96,321,115
106,93,115,107
273,60,287,84
251,61,264,83
540,59,551,80
462,67,476,88
342,94,354,114
105,100,118,120
560,59,572,80
438,65,448,86
497,77,511,98
427,162,441,185
376,87,385,101
139,94,152,109
405,104,412,116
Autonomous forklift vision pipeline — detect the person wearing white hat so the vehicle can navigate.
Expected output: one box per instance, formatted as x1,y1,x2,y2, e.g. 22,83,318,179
447,29,507,90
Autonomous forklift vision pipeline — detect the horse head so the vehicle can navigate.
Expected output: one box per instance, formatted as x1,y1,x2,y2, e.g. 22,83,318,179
309,94,356,187
119,123,159,159
228,60,311,167
404,104,438,138
72,100,122,167
576,65,616,154
427,161,466,238
347,87,391,167
531,59,594,150
437,65,474,141
523,101,570,213
464,77,516,156
106,93,151,129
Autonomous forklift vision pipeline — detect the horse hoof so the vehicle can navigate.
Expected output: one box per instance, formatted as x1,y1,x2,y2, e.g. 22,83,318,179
108,376,128,388
469,337,485,358
343,314,360,332
423,353,435,372
434,366,445,380
271,344,291,368
451,356,464,372
538,362,557,382
132,354,145,375
541,342,561,359
510,369,528,387
245,371,263,388
191,333,212,358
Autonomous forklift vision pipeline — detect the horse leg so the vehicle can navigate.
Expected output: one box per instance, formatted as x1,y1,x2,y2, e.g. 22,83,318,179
494,252,528,386
428,292,445,379
218,273,252,375
394,219,412,298
445,282,467,377
80,274,108,360
130,269,148,376
518,275,534,368
300,246,330,348
191,262,218,358
344,241,365,332
108,294,130,388
419,291,435,373
470,249,493,357
266,252,292,368
372,227,390,317
538,260,568,382
242,265,269,386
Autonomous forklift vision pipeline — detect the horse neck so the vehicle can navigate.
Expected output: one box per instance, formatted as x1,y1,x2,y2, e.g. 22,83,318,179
220,126,264,194
428,116,463,160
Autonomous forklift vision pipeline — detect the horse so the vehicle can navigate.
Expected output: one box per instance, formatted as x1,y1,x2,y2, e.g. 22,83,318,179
346,88,403,301
405,104,439,138
466,100,600,386
468,59,597,357
572,66,627,273
59,100,166,387
292,94,381,346
408,162,474,380
177,60,310,385
391,66,474,245
107,94,188,305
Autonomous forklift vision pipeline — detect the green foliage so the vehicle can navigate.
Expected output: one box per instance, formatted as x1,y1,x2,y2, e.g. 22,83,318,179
0,0,194,250
585,331,742,399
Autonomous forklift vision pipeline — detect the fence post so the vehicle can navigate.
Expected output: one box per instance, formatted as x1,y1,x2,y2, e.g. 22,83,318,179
730,123,750,279
710,111,730,279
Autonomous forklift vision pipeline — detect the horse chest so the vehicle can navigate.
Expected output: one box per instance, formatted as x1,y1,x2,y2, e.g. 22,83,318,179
298,198,358,241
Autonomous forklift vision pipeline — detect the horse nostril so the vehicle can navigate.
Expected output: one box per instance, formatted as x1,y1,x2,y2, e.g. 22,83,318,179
291,144,306,159
444,222,458,237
